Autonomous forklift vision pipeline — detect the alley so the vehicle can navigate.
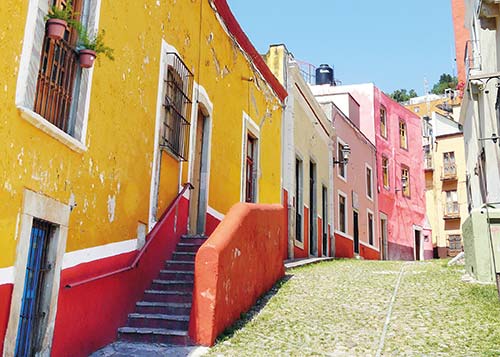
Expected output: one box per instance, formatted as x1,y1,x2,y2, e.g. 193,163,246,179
206,260,500,356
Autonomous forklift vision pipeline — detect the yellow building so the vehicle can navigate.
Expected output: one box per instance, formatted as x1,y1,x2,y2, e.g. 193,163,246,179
0,0,285,355
264,44,335,259
405,91,461,119
422,112,467,258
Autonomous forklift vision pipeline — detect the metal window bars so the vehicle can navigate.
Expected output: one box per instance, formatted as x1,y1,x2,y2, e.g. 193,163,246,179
15,219,53,357
34,36,79,134
160,53,193,161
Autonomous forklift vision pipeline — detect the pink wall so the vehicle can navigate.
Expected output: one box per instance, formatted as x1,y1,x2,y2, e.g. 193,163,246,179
189,203,286,346
313,83,427,261
330,103,379,258
374,88,426,261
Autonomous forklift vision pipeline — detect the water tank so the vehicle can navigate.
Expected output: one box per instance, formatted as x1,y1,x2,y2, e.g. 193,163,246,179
315,64,334,86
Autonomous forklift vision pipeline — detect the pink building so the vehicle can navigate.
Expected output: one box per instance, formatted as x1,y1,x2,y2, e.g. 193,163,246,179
312,83,431,260
319,99,379,260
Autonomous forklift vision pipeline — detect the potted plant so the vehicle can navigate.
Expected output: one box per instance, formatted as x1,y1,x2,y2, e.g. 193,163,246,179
45,0,75,40
75,24,114,69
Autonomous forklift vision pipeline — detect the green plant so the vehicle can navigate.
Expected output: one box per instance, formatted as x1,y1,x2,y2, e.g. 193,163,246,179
45,0,76,23
76,24,114,61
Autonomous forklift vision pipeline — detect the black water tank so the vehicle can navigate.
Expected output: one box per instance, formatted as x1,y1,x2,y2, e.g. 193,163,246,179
315,64,334,85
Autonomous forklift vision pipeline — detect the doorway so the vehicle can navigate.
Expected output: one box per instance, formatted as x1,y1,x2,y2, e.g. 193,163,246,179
322,185,328,256
380,213,388,260
309,161,317,256
353,211,360,254
414,229,422,261
15,219,54,357
189,108,210,235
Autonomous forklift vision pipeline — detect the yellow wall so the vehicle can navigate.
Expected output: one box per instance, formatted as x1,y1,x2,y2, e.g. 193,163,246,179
405,96,461,118
0,0,282,268
426,134,468,253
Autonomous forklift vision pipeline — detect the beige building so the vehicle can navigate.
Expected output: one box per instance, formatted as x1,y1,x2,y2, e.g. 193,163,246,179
422,112,467,258
264,45,335,259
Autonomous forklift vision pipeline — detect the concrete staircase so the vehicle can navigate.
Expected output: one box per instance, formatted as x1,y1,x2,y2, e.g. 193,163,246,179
117,235,207,345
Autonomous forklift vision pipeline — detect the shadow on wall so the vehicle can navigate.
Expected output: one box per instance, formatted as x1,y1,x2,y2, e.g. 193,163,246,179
189,203,287,346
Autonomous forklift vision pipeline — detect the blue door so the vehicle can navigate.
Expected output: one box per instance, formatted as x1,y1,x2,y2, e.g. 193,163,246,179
15,219,52,357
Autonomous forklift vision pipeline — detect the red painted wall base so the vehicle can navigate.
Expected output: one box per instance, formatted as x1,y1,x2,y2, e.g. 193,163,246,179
0,284,13,354
334,233,354,258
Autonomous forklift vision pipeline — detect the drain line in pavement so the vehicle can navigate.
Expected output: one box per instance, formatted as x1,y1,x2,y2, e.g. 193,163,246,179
375,263,407,357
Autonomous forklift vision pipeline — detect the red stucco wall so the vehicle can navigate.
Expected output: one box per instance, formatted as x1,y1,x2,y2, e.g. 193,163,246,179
360,244,380,260
0,284,13,354
51,198,189,357
335,233,354,258
451,0,470,85
189,203,286,346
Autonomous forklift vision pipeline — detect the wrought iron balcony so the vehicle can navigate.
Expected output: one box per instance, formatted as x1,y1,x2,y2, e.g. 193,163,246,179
424,153,434,171
443,202,460,219
441,164,457,181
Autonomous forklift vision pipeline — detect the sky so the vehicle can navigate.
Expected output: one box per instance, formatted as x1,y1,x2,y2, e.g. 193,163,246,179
227,1,456,96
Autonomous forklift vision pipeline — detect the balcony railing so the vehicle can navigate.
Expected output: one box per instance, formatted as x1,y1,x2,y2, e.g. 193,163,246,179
443,202,460,219
424,154,434,171
464,40,481,82
441,164,457,181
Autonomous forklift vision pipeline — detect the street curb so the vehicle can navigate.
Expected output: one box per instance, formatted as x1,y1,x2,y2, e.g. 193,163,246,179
284,257,334,270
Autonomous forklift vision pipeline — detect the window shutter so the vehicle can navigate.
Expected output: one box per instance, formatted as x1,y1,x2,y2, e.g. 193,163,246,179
25,7,46,109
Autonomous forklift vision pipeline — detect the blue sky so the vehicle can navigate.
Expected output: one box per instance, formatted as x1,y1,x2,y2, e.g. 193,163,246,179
228,1,456,96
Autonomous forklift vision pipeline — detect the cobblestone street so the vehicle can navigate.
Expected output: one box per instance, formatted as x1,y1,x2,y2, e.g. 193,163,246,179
206,260,500,357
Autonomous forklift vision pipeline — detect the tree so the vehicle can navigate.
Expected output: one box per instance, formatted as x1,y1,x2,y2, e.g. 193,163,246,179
390,88,418,103
431,74,458,95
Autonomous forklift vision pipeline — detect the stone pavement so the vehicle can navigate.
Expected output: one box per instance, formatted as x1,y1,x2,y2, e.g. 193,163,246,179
90,342,208,357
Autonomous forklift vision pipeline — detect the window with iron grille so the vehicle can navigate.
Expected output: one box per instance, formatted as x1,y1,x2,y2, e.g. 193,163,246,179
337,141,347,179
382,156,389,189
368,212,374,246
399,119,408,149
447,234,462,257
160,53,193,160
339,194,346,233
245,134,257,203
295,157,303,242
380,106,387,138
366,166,373,199
401,165,410,197
34,0,83,136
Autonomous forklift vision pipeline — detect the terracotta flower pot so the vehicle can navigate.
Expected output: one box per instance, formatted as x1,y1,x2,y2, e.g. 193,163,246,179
79,49,97,69
46,18,67,40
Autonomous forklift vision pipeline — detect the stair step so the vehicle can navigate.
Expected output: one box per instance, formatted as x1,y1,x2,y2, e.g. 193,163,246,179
128,313,189,330
158,270,194,281
144,290,192,303
118,326,189,345
165,260,195,271
151,279,193,292
136,301,192,315
180,236,208,245
176,242,202,253
172,252,197,262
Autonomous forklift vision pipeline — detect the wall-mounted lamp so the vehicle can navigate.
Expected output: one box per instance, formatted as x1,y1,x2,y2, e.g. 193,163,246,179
479,133,499,146
333,144,351,165
395,176,408,193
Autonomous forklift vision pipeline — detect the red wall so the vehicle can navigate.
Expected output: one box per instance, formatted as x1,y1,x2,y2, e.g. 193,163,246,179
335,233,354,258
205,211,221,237
189,203,286,346
51,198,189,357
360,244,380,260
0,284,13,354
451,0,470,85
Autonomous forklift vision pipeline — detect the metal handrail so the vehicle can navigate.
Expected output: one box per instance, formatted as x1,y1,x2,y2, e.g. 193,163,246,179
66,182,193,288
